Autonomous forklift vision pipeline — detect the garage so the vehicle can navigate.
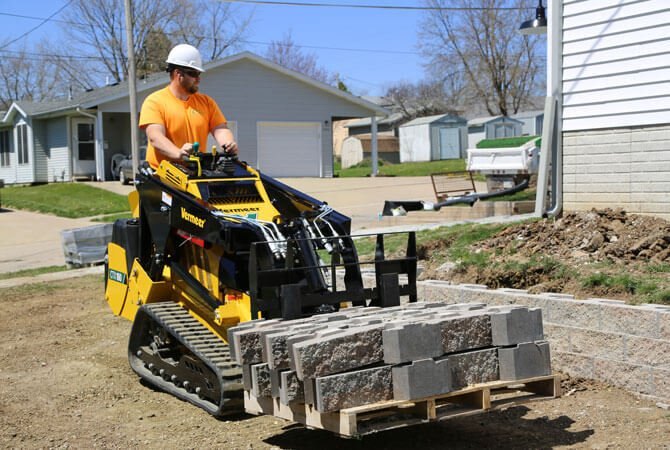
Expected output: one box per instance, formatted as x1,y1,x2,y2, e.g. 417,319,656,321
257,121,322,177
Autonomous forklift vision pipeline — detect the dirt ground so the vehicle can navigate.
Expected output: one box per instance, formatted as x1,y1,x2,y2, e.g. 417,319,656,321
419,208,670,303
1,276,669,449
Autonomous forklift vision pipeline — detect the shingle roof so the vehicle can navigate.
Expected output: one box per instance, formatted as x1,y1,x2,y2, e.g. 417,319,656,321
401,114,466,127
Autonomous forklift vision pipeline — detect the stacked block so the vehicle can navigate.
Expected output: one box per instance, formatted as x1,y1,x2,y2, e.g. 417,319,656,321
229,303,550,415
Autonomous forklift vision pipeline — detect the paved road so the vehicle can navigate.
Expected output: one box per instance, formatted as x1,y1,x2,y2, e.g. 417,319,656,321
0,177,515,275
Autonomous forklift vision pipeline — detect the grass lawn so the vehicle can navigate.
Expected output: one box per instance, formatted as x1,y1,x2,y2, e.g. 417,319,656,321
0,265,69,281
335,158,466,177
1,183,129,218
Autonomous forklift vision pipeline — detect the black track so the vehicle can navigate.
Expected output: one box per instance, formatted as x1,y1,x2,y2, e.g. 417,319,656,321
128,302,243,416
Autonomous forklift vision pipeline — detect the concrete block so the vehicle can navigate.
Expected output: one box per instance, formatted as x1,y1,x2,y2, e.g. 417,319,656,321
445,303,488,311
382,321,443,364
303,377,317,405
439,312,492,354
261,324,329,370
229,319,283,364
242,363,252,391
392,358,451,400
270,368,282,398
489,307,544,346
498,342,552,380
448,348,499,390
250,363,272,398
290,325,384,379
279,370,304,405
315,365,393,412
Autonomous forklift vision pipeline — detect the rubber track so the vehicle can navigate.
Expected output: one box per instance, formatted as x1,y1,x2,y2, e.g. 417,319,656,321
132,302,243,416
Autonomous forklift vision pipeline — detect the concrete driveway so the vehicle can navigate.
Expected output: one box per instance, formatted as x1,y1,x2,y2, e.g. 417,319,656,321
0,177,519,275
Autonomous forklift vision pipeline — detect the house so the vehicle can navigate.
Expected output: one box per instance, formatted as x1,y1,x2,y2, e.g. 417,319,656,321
544,1,670,220
398,114,468,162
511,110,544,136
466,116,524,148
0,52,388,184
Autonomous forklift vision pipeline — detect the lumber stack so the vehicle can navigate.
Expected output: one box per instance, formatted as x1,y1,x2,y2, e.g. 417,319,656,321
228,303,551,415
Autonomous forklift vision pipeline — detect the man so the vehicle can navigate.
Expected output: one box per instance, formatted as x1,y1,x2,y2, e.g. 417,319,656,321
139,44,237,168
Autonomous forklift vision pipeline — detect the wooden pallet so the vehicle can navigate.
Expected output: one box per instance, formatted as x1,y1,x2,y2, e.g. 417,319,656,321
245,374,561,438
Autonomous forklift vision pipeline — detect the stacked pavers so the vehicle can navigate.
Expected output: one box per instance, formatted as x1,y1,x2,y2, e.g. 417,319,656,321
228,303,550,414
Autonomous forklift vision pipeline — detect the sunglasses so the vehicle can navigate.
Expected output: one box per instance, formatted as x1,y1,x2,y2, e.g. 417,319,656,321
180,68,201,78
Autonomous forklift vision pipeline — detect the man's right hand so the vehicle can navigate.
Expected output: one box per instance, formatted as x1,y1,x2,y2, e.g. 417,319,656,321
178,143,193,159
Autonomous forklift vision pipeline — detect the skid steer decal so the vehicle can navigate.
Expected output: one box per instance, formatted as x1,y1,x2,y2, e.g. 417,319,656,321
108,269,127,284
181,207,206,228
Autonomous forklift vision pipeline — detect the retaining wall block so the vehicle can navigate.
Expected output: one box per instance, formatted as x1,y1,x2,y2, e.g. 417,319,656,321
314,365,393,413
279,370,304,405
290,325,385,380
392,358,452,400
382,321,443,364
498,341,552,380
489,306,544,346
448,348,499,390
250,363,272,398
439,311,492,354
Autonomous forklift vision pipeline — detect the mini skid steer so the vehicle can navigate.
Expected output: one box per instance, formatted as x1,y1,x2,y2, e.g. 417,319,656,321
104,147,417,416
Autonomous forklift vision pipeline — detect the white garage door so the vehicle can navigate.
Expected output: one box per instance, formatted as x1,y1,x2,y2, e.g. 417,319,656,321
257,122,322,177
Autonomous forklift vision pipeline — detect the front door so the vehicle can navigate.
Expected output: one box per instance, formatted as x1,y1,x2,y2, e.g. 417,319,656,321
72,118,96,176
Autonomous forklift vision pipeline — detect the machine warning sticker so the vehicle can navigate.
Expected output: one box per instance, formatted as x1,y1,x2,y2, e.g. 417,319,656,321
161,191,173,206
109,269,127,284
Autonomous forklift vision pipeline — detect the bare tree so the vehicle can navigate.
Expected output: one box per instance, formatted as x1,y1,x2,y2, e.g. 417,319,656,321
265,31,338,85
59,0,253,84
384,79,462,120
419,0,544,116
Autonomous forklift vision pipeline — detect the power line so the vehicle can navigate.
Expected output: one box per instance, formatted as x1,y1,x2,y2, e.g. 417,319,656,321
220,0,523,10
0,0,73,51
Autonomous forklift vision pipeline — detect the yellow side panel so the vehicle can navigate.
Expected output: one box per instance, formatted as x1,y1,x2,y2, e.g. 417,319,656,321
128,190,139,218
105,243,130,317
119,259,172,322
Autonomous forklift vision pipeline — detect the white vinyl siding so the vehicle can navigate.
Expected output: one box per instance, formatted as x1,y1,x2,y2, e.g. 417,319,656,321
561,0,670,131
257,122,321,177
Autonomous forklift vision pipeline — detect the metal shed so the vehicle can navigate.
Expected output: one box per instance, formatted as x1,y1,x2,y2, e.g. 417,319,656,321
398,114,468,162
467,116,524,148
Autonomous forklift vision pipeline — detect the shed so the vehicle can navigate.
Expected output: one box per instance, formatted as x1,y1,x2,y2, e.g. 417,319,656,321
511,110,544,136
467,116,524,148
398,114,468,162
340,134,399,168
0,52,388,184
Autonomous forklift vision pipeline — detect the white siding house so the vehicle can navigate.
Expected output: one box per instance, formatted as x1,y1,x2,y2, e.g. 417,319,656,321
0,52,388,184
557,0,670,219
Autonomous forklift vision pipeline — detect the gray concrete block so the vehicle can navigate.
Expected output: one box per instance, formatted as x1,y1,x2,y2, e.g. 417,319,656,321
291,325,385,380
392,358,452,400
250,363,272,398
303,377,317,405
445,303,488,311
489,306,544,346
439,312,493,354
286,329,346,373
270,368,282,398
229,319,283,364
279,370,304,405
498,341,552,380
261,324,329,370
448,348,499,390
315,365,393,412
382,321,443,364
242,363,253,391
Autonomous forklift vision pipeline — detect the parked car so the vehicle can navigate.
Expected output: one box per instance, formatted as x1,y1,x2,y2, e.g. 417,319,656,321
118,147,146,185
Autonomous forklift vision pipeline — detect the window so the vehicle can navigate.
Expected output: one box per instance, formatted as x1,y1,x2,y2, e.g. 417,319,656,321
0,130,10,167
17,123,29,165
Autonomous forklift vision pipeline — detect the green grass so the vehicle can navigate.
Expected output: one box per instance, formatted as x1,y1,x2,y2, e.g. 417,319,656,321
476,136,540,149
92,212,134,223
335,158,466,178
1,183,129,218
0,265,69,281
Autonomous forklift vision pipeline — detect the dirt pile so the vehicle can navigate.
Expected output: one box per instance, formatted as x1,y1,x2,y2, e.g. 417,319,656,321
476,208,670,264
419,209,670,302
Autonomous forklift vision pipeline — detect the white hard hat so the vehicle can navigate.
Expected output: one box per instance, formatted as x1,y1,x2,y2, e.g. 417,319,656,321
166,44,204,72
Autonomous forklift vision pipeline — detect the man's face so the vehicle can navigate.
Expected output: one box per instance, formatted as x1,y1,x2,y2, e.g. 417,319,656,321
178,68,201,94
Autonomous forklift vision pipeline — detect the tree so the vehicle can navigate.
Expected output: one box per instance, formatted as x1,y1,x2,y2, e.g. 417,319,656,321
265,31,338,85
419,0,544,116
58,0,253,84
384,79,461,120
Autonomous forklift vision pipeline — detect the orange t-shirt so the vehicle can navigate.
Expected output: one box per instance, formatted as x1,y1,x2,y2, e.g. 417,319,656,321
139,86,227,168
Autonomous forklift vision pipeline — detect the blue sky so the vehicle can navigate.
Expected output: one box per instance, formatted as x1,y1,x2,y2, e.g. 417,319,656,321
0,0,432,96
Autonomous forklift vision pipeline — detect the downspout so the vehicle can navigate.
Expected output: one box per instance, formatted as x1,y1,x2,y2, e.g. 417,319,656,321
534,0,563,217
76,107,102,181
371,116,378,177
